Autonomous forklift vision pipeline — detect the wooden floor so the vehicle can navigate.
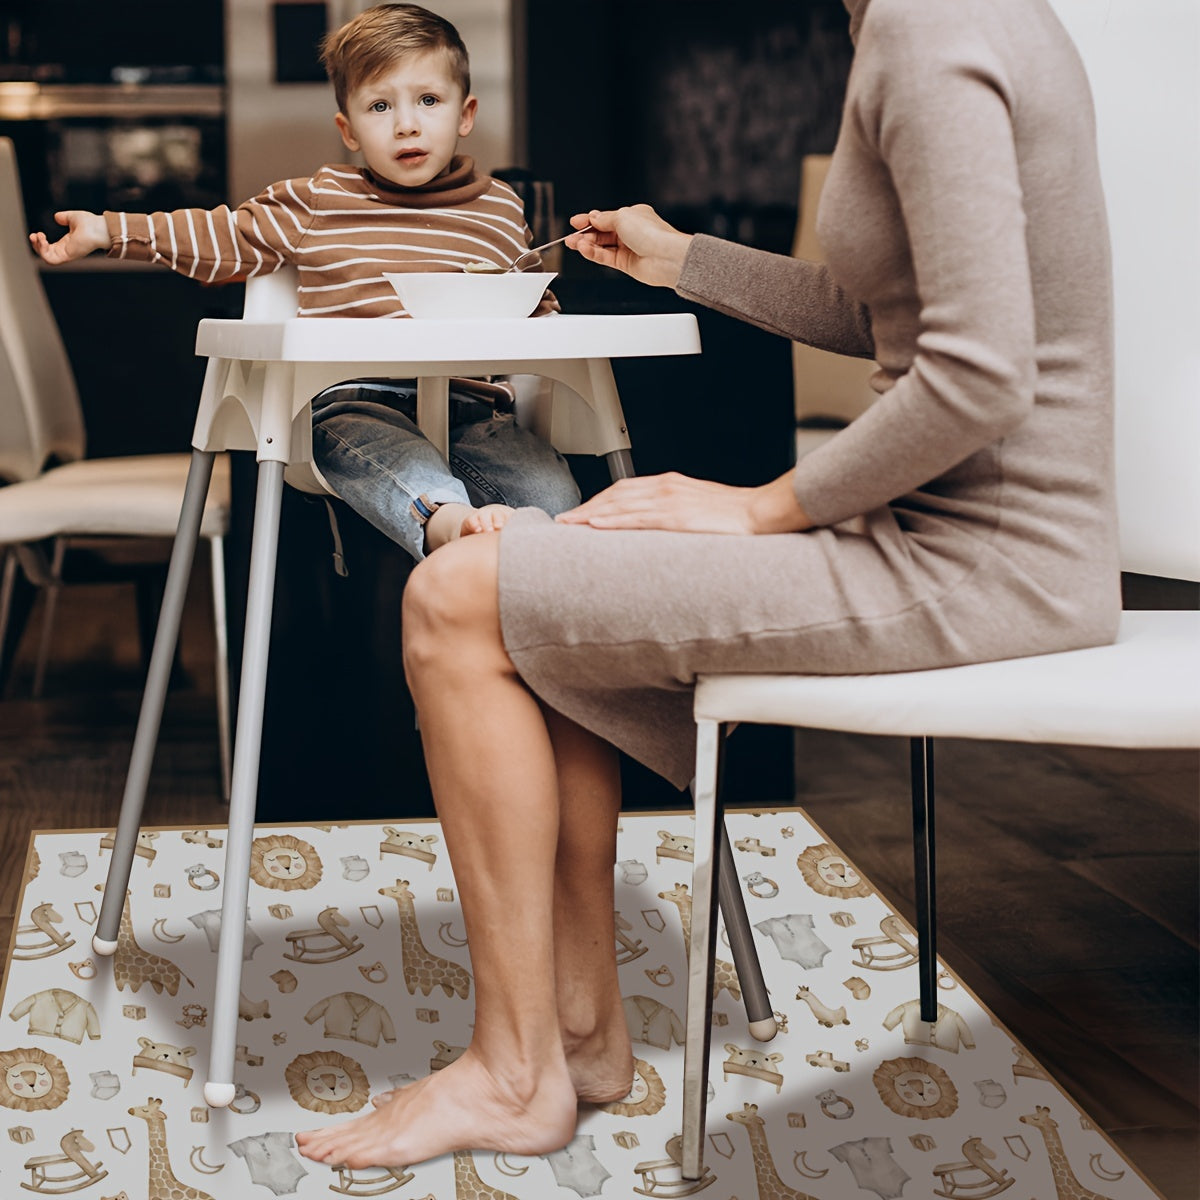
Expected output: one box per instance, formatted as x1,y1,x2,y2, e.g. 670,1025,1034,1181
1,565,1196,1199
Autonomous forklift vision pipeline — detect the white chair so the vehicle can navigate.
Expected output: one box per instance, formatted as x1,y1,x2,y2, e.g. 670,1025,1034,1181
677,146,1200,1193
791,154,877,459
90,271,777,1106
0,136,232,795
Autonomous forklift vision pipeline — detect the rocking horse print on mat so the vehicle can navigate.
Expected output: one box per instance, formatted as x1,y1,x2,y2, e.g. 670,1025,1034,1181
13,904,75,961
932,1137,1015,1199
20,1128,107,1194
283,907,362,964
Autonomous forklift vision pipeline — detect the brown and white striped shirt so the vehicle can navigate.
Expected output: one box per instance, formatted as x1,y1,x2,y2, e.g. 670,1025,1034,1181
104,155,557,318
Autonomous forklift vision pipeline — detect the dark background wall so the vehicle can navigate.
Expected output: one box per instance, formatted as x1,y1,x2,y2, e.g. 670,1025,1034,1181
20,2,860,820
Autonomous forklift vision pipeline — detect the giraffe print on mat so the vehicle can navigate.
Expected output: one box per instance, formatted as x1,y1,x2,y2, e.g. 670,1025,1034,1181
453,1149,519,1200
659,882,741,1000
110,891,194,996
379,880,471,999
129,1097,215,1200
727,1103,820,1200
1019,1106,1115,1200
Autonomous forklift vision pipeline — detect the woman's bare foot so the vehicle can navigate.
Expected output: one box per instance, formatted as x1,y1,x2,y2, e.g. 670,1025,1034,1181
561,1006,634,1104
296,1048,578,1170
367,1019,633,1113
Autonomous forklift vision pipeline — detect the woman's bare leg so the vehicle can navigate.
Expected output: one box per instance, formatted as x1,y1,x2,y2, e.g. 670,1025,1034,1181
542,707,633,1103
369,707,631,1113
296,533,596,1169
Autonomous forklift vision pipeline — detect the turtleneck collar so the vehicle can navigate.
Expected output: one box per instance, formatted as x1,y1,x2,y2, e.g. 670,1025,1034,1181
843,0,870,44
362,154,490,208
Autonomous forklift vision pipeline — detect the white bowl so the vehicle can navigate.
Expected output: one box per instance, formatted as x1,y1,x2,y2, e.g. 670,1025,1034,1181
383,271,556,319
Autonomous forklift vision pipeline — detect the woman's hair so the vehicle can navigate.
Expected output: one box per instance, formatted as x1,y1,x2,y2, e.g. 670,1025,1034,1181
320,3,471,113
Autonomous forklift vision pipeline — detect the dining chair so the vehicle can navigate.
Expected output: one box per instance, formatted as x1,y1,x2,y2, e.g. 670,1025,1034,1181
676,172,1200,1193
0,136,232,795
89,266,777,1105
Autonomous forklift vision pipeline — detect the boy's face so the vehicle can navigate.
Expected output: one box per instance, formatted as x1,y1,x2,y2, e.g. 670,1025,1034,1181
335,50,476,189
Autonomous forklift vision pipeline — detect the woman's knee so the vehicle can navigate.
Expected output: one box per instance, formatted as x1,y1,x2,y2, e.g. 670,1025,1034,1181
402,535,502,677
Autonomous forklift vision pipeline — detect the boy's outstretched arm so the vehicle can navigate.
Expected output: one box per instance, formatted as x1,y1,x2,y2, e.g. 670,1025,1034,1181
30,210,110,266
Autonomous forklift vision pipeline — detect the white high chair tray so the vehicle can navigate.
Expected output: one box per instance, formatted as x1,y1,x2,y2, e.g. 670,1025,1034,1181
195,312,702,367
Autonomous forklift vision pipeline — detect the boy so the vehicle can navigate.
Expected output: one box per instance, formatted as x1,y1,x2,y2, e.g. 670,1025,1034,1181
30,3,579,559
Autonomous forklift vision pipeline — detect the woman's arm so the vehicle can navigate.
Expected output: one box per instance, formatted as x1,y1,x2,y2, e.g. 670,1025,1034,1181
566,209,875,359
678,236,874,359
790,5,1039,528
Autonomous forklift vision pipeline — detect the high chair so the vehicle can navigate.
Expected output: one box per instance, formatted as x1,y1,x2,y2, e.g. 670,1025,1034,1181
90,267,778,1105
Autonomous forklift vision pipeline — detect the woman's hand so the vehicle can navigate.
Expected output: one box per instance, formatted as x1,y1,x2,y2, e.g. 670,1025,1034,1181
29,211,109,265
556,471,812,535
564,205,693,290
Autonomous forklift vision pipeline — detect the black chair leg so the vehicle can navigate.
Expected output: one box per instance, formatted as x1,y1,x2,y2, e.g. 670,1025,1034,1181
910,736,937,1020
718,823,777,1040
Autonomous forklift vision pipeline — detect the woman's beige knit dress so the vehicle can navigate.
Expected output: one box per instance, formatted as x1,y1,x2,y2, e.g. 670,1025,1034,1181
499,0,1120,790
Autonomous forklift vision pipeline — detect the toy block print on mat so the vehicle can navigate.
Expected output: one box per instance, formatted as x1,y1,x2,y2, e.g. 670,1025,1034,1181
0,815,1163,1198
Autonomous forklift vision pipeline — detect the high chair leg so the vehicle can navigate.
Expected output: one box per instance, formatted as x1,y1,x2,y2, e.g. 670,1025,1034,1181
205,458,286,1108
209,535,232,802
94,450,218,955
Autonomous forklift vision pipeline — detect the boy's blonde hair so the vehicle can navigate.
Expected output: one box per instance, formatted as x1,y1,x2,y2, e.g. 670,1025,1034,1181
320,3,471,113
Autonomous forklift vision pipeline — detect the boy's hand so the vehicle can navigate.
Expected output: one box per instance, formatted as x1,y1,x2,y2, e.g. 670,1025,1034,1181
29,211,110,265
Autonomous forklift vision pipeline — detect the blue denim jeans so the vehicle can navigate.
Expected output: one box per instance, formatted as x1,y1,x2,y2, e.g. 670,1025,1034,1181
311,379,580,561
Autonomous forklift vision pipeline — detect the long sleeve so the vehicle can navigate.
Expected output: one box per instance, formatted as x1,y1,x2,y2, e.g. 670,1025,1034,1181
668,1007,686,1046
84,1001,100,1040
790,1,1038,525
677,235,874,358
303,996,331,1025
378,1004,397,1044
105,176,319,283
8,994,34,1021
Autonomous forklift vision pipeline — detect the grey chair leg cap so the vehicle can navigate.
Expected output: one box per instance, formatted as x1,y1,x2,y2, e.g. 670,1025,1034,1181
748,1016,779,1042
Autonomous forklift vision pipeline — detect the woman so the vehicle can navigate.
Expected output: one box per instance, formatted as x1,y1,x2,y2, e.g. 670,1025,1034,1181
296,0,1117,1170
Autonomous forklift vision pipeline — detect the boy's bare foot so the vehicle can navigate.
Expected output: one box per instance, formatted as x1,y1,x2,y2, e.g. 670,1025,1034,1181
461,503,515,537
423,502,514,553
296,1048,577,1170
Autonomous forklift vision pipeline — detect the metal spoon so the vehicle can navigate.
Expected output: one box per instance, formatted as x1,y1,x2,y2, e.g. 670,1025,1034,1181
464,226,594,274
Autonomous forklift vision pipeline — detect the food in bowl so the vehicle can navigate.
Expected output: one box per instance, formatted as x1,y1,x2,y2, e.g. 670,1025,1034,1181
463,260,505,274
382,271,556,319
